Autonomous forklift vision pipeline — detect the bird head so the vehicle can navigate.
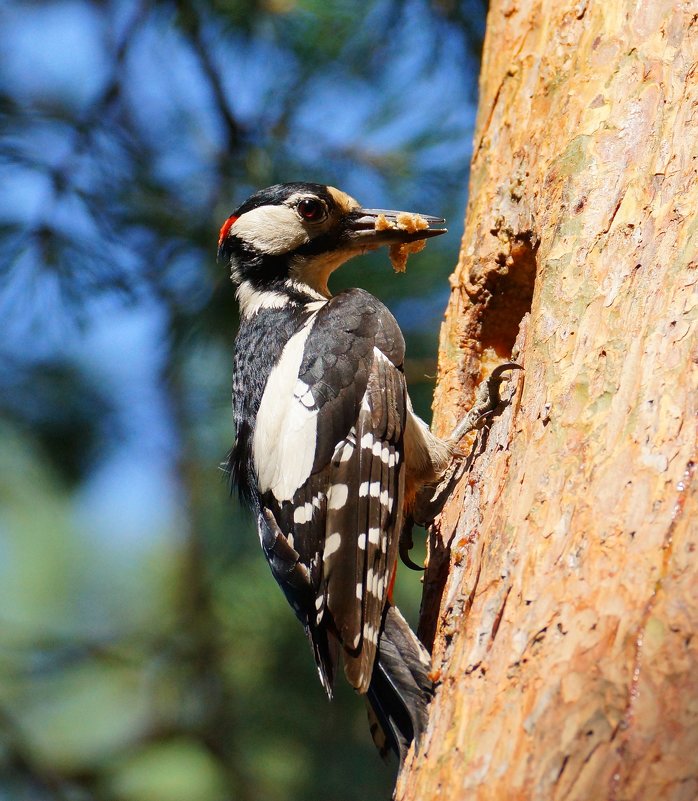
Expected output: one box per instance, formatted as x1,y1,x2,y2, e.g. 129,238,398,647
218,182,446,301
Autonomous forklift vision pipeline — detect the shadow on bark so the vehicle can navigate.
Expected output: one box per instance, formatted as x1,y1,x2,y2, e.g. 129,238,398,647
418,229,538,650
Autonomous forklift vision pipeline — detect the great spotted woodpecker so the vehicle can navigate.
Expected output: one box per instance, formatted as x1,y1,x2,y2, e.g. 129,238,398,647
218,182,517,761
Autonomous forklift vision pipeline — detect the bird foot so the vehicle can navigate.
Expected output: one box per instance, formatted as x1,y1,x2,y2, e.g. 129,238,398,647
410,362,523,526
448,362,523,445
399,517,424,570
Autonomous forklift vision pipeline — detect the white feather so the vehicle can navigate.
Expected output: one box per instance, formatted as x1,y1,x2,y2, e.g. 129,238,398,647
254,314,320,501
324,532,342,557
327,483,349,509
236,281,289,318
231,205,309,254
404,394,451,483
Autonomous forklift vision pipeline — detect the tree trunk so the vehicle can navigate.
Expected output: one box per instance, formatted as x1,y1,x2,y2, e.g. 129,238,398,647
396,2,698,799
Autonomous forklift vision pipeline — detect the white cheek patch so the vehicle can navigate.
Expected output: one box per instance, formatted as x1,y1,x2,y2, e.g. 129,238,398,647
253,315,318,501
232,205,309,254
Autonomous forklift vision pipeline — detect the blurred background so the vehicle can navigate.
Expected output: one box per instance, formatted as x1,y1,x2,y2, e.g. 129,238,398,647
0,1,486,799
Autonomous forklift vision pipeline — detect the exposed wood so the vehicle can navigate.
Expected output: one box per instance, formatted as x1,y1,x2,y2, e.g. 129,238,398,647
397,2,698,799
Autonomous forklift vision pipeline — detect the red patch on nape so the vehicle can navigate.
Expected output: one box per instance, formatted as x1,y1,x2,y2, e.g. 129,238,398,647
218,215,239,248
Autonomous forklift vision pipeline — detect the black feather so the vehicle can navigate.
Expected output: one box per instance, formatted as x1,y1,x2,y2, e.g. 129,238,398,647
366,605,433,762
228,302,309,505
230,282,431,756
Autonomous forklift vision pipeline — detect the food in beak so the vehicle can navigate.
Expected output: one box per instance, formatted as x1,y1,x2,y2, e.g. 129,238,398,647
348,207,446,272
374,212,430,233
375,212,431,272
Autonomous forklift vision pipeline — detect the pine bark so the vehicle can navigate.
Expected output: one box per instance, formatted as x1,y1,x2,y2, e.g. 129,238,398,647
396,2,698,799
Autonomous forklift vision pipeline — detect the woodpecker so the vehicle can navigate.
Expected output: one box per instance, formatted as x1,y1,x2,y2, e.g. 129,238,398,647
218,182,517,761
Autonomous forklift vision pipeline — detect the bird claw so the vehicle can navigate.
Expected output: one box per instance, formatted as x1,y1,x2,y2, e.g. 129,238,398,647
399,517,424,571
448,362,523,444
411,362,523,526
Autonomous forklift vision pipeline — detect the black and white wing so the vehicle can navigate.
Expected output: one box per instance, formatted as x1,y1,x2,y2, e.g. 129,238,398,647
252,289,407,695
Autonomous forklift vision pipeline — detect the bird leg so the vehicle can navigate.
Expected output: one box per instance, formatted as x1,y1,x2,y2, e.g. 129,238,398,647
448,362,523,445
409,362,523,531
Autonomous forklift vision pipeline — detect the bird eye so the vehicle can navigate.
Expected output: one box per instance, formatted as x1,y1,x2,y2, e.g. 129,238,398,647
297,197,326,222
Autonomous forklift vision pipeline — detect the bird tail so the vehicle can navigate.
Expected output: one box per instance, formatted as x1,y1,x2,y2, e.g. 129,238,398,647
365,604,433,762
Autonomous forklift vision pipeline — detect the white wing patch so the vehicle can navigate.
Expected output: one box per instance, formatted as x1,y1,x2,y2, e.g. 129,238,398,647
323,532,342,558
254,313,322,501
327,483,349,509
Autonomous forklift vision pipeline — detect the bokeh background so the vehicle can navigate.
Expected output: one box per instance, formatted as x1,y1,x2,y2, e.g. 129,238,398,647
0,1,486,799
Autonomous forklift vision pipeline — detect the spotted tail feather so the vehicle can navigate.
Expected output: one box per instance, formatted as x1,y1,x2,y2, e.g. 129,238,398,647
365,604,433,762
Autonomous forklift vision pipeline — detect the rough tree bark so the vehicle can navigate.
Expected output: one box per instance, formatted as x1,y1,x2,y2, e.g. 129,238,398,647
396,2,698,800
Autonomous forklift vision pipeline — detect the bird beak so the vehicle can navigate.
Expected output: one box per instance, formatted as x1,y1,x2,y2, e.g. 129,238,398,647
345,208,447,249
